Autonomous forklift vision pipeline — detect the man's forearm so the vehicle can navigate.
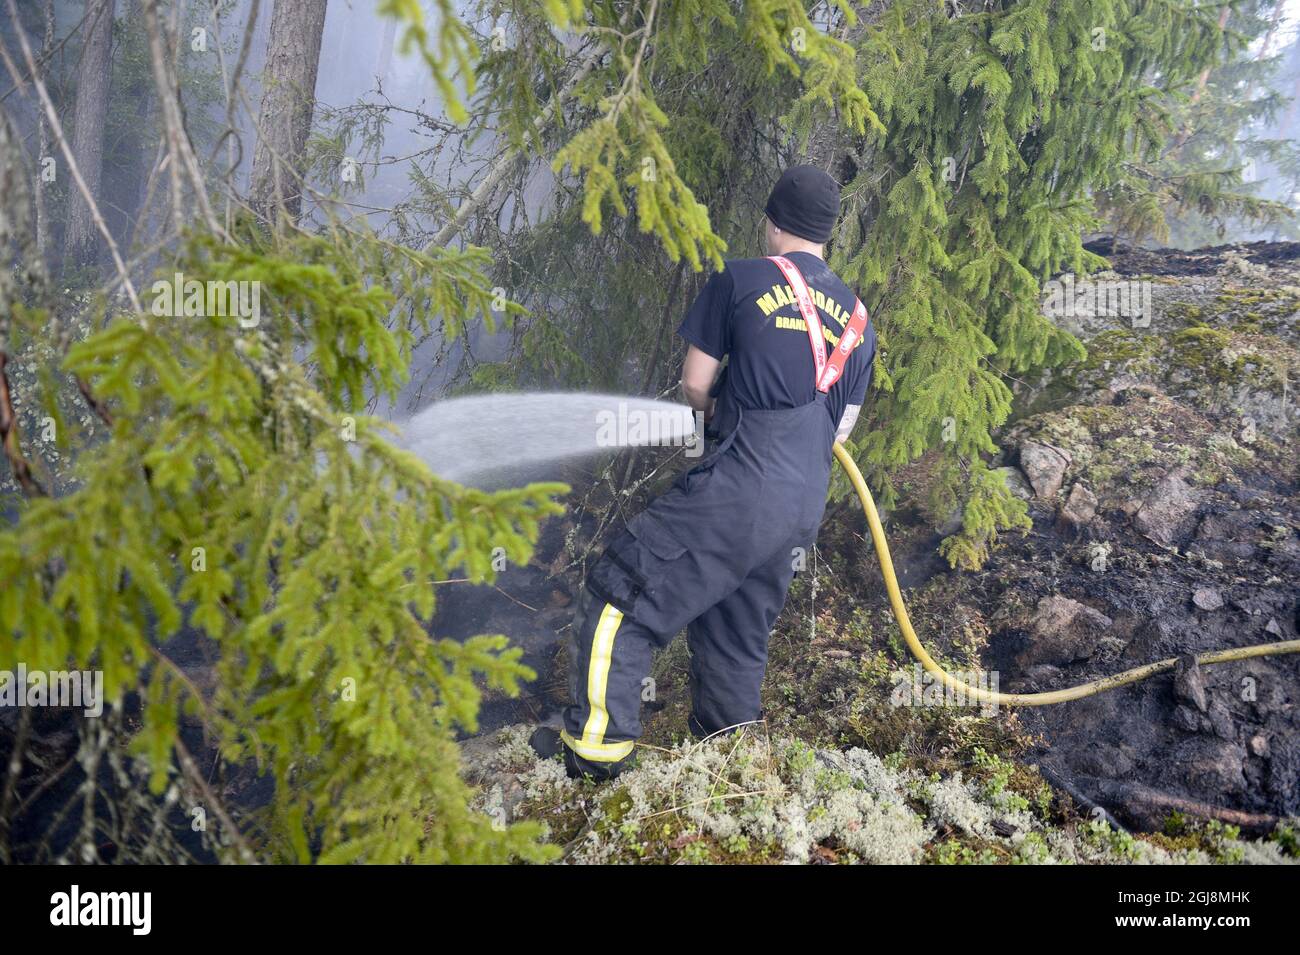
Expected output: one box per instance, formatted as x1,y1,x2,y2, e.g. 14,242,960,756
680,345,722,422
681,381,715,421
835,404,861,444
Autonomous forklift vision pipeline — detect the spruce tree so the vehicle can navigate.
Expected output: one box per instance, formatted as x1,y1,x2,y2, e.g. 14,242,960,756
393,1,1236,568
1094,0,1300,246
1,2,568,863
830,1,1231,566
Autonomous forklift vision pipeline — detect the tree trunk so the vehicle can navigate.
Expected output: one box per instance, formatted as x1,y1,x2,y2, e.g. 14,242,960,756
249,0,329,226
34,0,55,261
1165,5,1231,158
126,1,157,228
61,0,115,272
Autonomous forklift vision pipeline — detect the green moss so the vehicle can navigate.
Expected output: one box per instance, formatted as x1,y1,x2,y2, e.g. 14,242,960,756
970,747,1054,819
1084,328,1161,372
1273,821,1299,858
1142,816,1248,861
601,787,634,826
481,725,1292,864
1164,302,1204,322
1081,818,1142,860
1068,404,1127,431
930,838,1003,865
1013,831,1058,865
1215,289,1265,309
1169,327,1249,384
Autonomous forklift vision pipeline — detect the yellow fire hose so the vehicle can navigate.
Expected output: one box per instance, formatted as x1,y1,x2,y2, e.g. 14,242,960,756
832,442,1300,706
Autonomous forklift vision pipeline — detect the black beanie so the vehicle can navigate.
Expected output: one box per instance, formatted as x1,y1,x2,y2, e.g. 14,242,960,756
764,165,841,243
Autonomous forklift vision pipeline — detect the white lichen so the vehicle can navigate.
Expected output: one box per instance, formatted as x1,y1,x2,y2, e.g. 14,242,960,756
465,725,1299,866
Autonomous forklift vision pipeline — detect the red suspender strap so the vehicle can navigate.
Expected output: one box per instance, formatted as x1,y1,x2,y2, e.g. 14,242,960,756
768,254,826,382
767,255,870,393
828,298,871,391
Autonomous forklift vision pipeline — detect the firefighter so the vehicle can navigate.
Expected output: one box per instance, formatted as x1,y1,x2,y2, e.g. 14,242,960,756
533,165,876,779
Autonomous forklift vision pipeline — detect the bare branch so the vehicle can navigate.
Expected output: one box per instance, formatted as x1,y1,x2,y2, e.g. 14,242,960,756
1,0,142,311
0,353,47,497
142,0,225,240
425,41,604,250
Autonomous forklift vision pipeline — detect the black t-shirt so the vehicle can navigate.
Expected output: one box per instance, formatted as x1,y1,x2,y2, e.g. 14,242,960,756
677,251,875,428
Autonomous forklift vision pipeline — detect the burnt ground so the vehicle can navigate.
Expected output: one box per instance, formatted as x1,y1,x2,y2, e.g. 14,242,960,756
1084,236,1300,276
812,240,1300,832
476,240,1300,849
927,473,1300,831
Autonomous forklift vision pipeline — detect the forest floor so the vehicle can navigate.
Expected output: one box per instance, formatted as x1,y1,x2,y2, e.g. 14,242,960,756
462,239,1300,864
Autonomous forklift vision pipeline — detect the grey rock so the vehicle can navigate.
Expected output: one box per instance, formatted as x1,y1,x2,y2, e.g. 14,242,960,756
937,507,964,537
996,466,1034,502
1095,636,1129,661
1017,595,1114,667
1173,705,1204,733
1170,738,1248,795
1059,482,1098,531
1019,440,1073,499
1025,663,1063,685
1074,743,1135,778
1133,469,1200,547
1192,587,1224,611
1193,511,1260,561
1207,700,1237,741
1227,484,1267,506
1230,592,1278,616
1107,372,1144,394
1267,738,1299,806
1173,654,1208,713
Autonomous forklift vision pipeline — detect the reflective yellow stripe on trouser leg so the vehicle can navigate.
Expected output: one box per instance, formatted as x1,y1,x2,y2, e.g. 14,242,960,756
561,603,635,763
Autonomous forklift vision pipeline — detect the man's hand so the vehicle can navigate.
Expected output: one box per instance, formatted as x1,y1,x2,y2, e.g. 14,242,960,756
681,344,721,422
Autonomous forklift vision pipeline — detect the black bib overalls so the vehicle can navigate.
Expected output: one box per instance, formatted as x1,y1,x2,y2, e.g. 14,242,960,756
560,380,837,777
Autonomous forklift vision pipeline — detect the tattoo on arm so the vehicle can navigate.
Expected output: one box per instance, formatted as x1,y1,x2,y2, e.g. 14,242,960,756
835,404,861,444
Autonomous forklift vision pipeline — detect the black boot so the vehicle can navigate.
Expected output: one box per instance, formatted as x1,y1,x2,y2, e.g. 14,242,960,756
529,726,564,759
563,746,631,783
532,727,631,781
